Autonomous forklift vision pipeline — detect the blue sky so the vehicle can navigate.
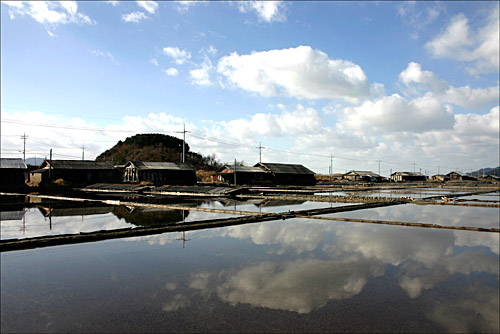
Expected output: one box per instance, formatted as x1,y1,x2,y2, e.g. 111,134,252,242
1,1,499,176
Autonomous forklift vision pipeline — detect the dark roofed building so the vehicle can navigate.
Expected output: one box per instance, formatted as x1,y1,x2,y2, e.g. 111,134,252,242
446,171,478,181
482,175,500,184
343,171,382,182
29,160,116,186
391,172,427,182
1,158,28,186
255,162,316,186
214,165,272,185
123,161,196,185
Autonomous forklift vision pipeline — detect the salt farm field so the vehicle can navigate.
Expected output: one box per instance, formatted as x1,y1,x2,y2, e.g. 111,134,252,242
1,188,499,333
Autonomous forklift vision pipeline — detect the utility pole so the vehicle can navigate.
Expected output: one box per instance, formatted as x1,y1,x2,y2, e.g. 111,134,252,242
21,133,28,162
377,159,381,176
49,149,53,180
330,154,333,181
390,168,392,182
176,124,190,163
82,145,85,160
257,142,264,163
413,162,416,173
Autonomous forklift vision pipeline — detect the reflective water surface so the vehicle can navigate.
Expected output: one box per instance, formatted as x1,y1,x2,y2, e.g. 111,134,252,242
1,192,499,333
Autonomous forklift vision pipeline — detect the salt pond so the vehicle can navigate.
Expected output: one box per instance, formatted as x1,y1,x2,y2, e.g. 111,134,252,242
1,191,499,332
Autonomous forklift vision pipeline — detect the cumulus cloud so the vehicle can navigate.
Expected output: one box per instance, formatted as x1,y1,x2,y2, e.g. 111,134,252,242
399,62,499,109
426,10,499,74
443,86,499,110
3,1,95,28
339,94,455,135
163,46,192,65
454,106,499,136
221,105,323,139
217,46,371,101
237,1,286,23
399,62,449,94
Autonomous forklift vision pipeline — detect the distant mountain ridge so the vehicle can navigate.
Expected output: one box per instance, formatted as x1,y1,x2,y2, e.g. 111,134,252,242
95,133,222,170
468,166,500,176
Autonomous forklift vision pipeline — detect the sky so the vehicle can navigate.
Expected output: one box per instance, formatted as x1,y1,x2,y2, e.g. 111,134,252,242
1,1,499,176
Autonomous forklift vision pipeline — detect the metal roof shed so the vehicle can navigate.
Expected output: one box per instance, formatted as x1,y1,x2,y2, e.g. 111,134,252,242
214,165,272,185
123,161,197,185
1,158,28,186
254,162,316,186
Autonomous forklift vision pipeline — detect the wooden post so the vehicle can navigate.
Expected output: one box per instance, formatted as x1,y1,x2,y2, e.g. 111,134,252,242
234,159,237,186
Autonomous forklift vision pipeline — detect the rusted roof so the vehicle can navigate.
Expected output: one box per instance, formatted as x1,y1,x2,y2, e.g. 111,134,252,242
0,158,27,169
41,160,115,170
126,161,196,171
255,163,315,175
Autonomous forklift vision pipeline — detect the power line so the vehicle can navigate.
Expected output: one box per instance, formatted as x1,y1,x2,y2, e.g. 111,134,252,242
1,120,473,172
1,119,177,134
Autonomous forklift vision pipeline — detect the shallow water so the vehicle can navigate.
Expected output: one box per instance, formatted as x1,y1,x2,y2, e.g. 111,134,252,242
1,190,499,332
0,198,347,240
2,216,498,333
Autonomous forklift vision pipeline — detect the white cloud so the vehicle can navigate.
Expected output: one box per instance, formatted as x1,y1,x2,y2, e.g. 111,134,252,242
163,46,192,65
443,86,499,110
107,1,119,6
412,106,499,168
150,58,159,66
454,106,499,136
121,11,148,23
164,67,179,76
217,46,370,101
189,57,213,86
339,94,455,135
3,1,95,26
221,105,323,139
399,62,499,109
399,62,449,94
238,1,286,23
426,10,500,74
137,0,158,15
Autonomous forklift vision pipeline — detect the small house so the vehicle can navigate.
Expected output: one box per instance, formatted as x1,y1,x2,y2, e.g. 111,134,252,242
391,172,427,182
29,160,116,186
255,162,317,186
431,174,449,182
213,165,272,185
482,175,500,184
446,171,478,181
123,161,196,185
343,171,382,182
0,158,27,186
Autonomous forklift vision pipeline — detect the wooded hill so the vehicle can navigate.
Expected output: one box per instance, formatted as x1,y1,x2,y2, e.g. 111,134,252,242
95,133,222,170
